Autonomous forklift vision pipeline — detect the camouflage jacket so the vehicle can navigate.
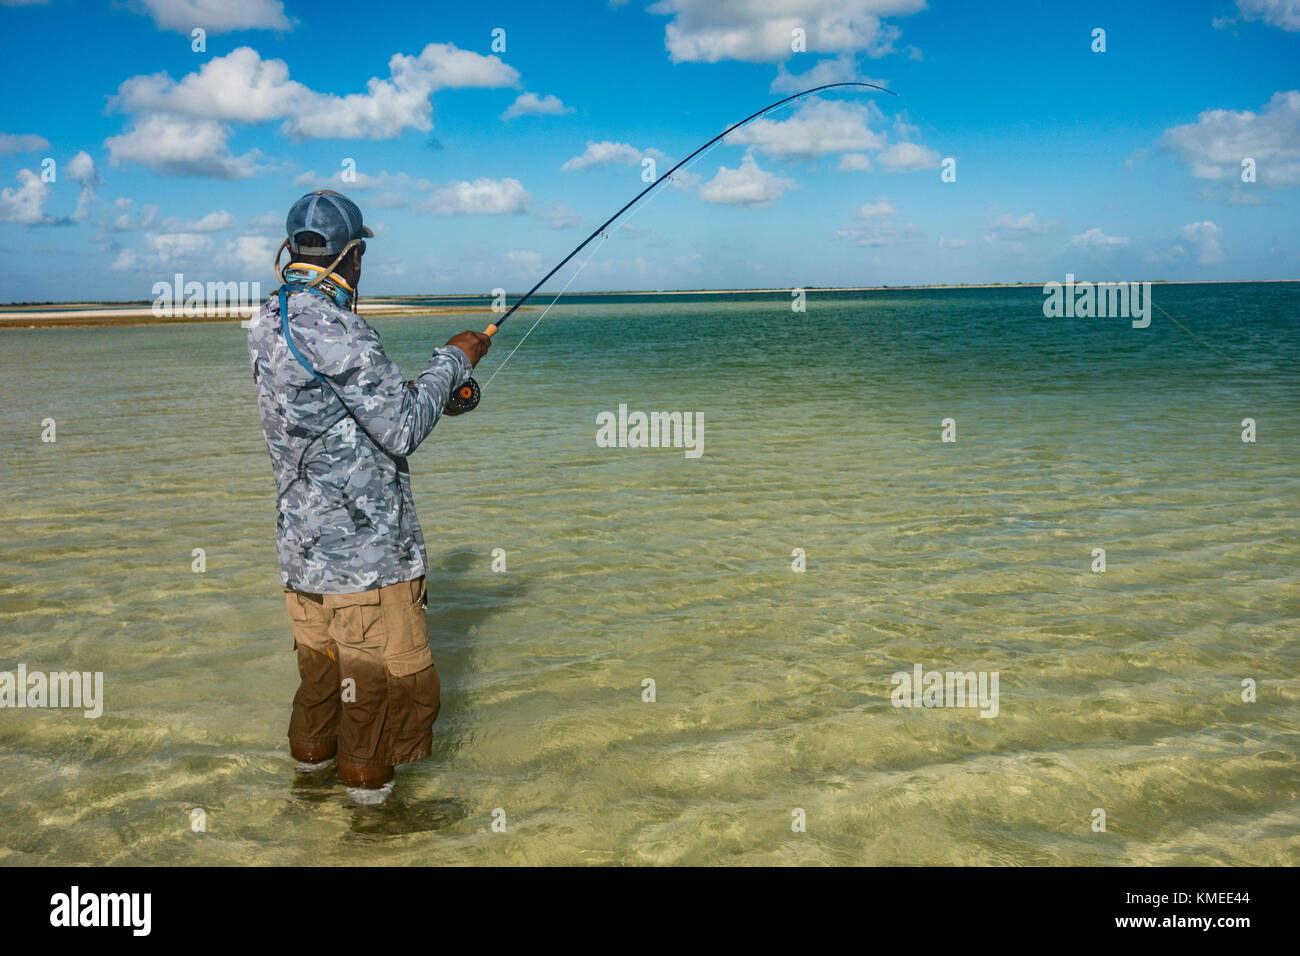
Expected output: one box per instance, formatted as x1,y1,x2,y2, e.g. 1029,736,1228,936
246,288,471,594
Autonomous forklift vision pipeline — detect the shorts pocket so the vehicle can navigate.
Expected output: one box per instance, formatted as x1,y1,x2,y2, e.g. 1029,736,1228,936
385,642,434,678
285,588,331,652
324,589,384,648
380,578,432,677
284,587,309,623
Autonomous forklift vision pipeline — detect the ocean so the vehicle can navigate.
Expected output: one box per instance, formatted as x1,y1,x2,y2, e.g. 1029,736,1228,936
1,282,1296,864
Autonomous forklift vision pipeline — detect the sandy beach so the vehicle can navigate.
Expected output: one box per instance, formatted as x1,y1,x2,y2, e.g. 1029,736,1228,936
4,279,1293,329
0,301,502,329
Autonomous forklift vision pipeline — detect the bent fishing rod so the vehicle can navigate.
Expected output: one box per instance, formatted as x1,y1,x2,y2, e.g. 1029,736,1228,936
442,80,897,415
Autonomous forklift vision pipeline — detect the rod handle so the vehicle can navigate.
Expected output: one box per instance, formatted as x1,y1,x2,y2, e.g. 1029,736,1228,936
484,323,499,338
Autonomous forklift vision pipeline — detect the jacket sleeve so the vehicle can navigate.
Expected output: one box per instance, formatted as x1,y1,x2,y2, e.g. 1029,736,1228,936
287,297,472,457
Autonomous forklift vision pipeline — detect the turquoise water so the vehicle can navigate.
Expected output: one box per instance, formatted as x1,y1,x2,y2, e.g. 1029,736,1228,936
0,283,1296,864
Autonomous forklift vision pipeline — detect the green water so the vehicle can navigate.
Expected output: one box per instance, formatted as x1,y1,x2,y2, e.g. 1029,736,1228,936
1,284,1297,865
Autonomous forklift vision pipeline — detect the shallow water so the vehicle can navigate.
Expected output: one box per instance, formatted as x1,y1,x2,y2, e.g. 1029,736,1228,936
1,284,1297,865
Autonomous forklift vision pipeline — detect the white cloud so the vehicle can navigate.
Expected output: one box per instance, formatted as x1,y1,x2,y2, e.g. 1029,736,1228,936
129,0,291,34
649,0,926,63
698,153,795,205
292,168,415,192
65,151,99,185
892,114,922,140
1069,227,1130,251
289,171,425,211
164,210,237,231
561,140,647,171
725,99,886,159
1160,90,1300,187
71,190,94,223
502,92,573,120
62,150,99,223
110,230,272,274
665,168,702,192
105,44,520,176
247,210,282,235
104,114,260,178
833,194,919,246
769,53,881,94
0,168,49,224
981,211,1048,253
110,198,161,231
838,153,872,171
1180,221,1225,264
424,177,530,215
507,249,544,273
285,44,519,139
876,140,940,171
834,221,919,247
222,234,277,275
856,197,896,218
0,132,50,155
1234,0,1300,30
145,232,215,262
1199,183,1271,205
538,201,583,228
112,47,306,122
937,237,968,248
988,212,1048,235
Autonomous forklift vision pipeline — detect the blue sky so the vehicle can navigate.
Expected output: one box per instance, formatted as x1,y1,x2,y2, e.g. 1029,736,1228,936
0,0,1297,301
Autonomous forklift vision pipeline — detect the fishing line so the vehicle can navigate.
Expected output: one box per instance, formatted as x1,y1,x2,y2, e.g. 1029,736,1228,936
479,110,777,388
878,100,1232,364
1151,300,1236,363
439,78,1238,417
442,81,898,415
897,99,960,157
481,231,611,387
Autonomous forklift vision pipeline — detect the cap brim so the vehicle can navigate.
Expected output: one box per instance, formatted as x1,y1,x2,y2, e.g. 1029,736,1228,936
361,225,374,238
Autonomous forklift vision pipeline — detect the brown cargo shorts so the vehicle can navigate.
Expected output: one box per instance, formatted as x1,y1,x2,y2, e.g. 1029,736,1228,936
283,576,440,769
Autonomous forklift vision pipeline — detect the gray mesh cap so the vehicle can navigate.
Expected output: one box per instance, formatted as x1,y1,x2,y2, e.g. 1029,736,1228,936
286,190,373,256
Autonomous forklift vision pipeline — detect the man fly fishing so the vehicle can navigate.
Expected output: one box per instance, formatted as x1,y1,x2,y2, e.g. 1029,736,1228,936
246,190,490,801
244,84,890,805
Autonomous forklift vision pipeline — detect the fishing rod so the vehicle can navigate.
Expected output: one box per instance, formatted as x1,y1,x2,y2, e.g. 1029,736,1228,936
442,80,898,415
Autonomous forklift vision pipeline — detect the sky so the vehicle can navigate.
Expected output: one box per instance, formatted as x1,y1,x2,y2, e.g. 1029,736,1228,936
0,0,1297,302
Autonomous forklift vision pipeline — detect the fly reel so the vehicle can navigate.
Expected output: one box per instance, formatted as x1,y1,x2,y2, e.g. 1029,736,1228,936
444,377,480,415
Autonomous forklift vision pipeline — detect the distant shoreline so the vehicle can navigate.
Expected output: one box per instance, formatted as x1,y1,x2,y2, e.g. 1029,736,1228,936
1,278,1294,329
0,303,504,329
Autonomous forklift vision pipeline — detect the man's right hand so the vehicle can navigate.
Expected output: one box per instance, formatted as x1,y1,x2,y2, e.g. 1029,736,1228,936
445,330,492,367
